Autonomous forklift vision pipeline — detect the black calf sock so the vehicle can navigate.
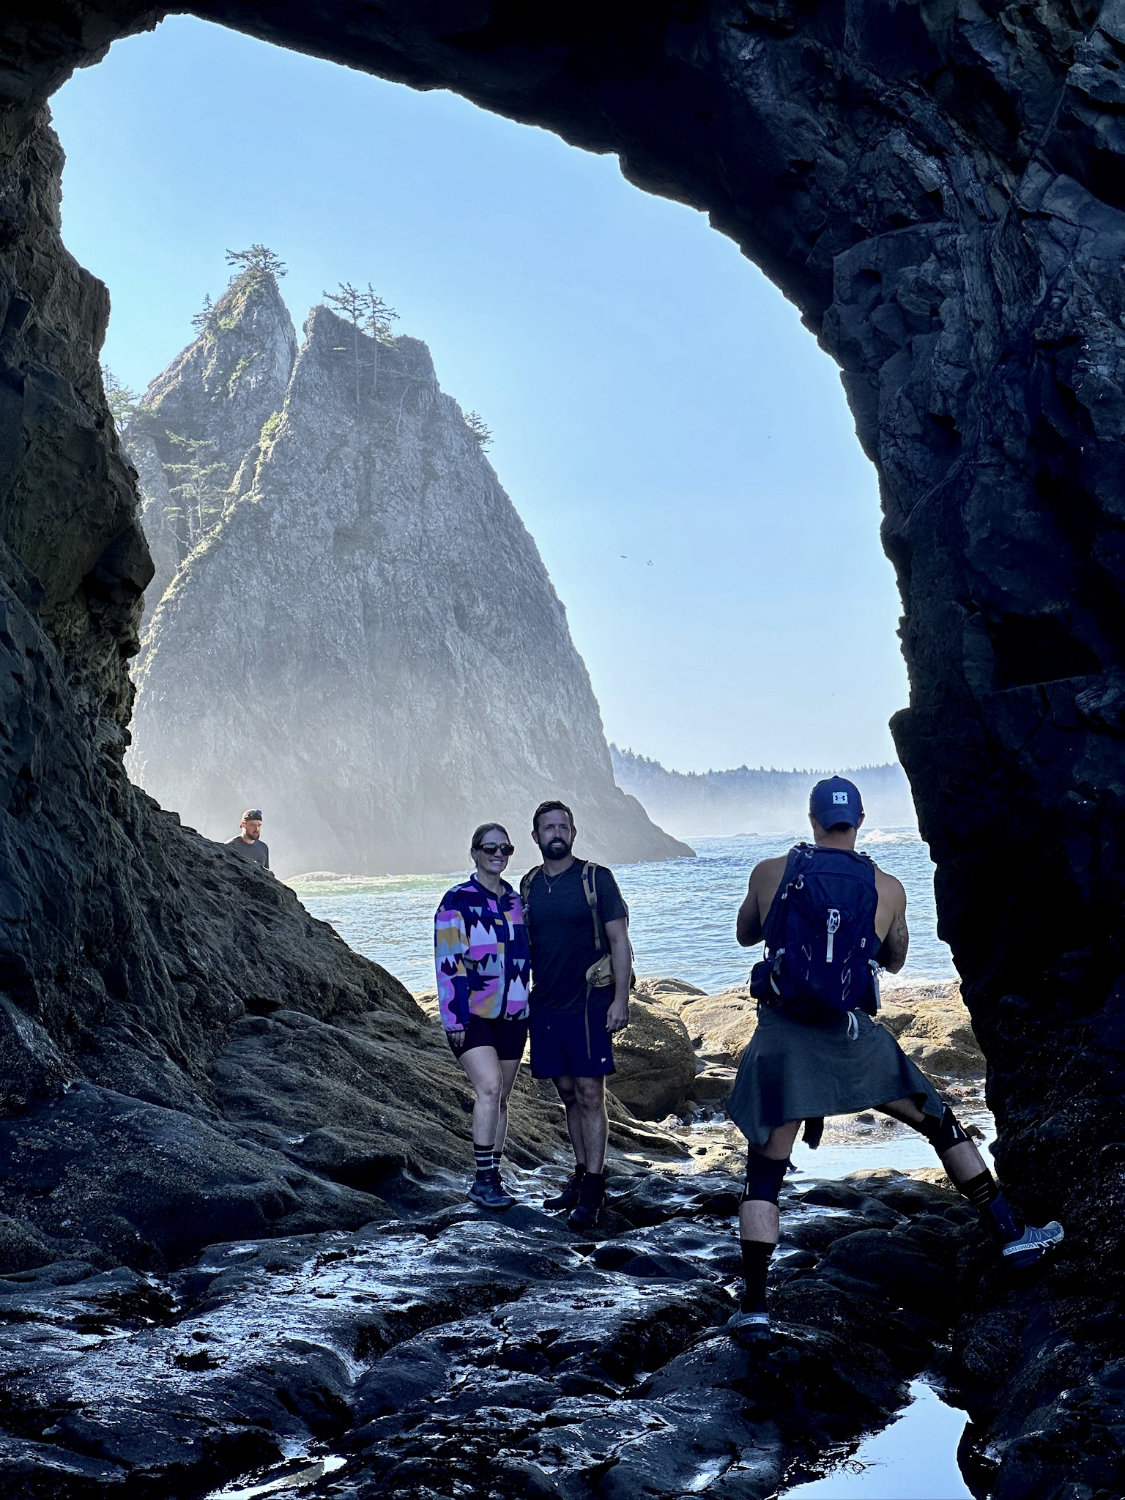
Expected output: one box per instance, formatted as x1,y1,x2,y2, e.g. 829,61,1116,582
960,1169,1020,1243
473,1142,494,1181
739,1240,775,1315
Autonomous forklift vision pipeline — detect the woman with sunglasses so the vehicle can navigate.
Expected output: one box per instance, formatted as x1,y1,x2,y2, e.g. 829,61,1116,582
434,822,532,1209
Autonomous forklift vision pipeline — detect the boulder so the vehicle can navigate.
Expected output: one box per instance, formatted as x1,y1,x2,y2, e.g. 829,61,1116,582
878,981,984,1078
689,1066,736,1105
677,989,758,1066
607,998,697,1120
634,977,706,1007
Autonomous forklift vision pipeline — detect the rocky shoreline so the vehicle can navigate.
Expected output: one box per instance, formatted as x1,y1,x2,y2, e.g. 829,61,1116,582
1,1152,991,1499
0,977,1023,1499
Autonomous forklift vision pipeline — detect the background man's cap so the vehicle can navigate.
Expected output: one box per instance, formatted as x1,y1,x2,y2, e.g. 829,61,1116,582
809,777,863,828
242,808,263,822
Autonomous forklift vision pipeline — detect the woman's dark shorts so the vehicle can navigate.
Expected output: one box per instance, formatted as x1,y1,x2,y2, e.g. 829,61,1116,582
447,1013,529,1062
530,994,617,1080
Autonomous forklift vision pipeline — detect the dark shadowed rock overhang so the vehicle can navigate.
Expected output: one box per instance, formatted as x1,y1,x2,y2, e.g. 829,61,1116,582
3,1,1125,1490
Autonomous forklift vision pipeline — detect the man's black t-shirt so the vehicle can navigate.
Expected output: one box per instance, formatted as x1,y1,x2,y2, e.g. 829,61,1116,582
525,861,627,1013
226,836,270,869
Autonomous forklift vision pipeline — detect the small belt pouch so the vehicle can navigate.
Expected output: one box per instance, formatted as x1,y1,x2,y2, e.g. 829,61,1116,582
585,953,615,988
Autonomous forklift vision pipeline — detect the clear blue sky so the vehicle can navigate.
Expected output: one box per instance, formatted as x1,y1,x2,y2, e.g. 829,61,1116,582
51,15,908,774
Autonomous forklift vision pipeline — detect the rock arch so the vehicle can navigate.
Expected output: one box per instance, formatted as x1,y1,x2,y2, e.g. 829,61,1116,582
2,0,1122,1460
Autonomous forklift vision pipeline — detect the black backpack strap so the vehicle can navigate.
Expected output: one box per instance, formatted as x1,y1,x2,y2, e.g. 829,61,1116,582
520,865,543,917
581,861,604,953
761,844,810,956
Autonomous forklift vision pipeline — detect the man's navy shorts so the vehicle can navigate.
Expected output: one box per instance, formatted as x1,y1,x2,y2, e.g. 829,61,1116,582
530,994,616,1080
447,1013,529,1062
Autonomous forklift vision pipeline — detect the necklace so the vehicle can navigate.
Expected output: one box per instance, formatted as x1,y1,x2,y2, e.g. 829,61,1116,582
541,866,569,894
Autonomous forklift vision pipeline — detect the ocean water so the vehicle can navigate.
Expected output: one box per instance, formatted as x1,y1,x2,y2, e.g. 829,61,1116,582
290,829,955,995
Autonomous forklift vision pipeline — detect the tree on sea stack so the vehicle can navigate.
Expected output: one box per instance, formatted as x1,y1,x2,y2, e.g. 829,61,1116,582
324,280,399,401
465,411,492,449
362,282,399,396
190,293,217,337
225,244,288,280
163,431,230,547
102,366,142,433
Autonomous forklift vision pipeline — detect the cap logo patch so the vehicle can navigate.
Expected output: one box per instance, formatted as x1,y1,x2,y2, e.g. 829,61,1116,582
832,791,849,805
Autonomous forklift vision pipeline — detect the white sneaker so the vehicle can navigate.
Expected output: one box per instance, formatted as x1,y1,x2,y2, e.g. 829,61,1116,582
1002,1220,1064,1268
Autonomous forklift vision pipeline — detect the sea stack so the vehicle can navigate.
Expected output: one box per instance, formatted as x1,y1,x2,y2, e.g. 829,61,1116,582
125,269,690,875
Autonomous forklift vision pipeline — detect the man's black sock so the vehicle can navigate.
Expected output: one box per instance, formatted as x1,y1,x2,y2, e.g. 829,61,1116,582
739,1239,775,1315
473,1142,494,1182
960,1169,1020,1243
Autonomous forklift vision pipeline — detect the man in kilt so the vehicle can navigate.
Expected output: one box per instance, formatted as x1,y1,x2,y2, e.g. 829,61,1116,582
725,776,1064,1342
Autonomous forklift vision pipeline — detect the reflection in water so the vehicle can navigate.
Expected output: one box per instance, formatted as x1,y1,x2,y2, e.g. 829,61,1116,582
781,1379,973,1499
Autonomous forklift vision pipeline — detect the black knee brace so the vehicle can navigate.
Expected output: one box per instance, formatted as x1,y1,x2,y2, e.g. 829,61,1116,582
741,1151,789,1205
911,1104,969,1158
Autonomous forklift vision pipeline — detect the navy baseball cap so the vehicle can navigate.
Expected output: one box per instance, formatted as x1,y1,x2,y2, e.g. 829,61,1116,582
809,777,863,829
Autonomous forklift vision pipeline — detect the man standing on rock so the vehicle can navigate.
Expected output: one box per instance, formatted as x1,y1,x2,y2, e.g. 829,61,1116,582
726,776,1063,1342
521,801,631,1230
226,809,270,870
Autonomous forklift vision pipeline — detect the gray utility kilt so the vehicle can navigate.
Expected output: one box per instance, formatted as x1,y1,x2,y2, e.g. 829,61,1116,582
727,1005,944,1150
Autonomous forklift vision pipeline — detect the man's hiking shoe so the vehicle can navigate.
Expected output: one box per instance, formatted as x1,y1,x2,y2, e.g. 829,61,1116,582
567,1172,606,1230
488,1169,517,1207
467,1175,514,1210
727,1308,771,1344
1002,1220,1064,1269
544,1169,585,1212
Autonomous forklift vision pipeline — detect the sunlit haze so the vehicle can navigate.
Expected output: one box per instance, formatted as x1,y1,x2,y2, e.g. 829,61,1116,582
51,15,908,773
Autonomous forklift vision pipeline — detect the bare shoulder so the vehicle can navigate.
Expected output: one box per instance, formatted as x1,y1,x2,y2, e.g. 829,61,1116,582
750,854,789,886
749,853,790,914
872,864,907,907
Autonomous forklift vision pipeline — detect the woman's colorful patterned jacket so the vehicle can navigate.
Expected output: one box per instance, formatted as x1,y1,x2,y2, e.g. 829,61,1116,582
434,875,531,1031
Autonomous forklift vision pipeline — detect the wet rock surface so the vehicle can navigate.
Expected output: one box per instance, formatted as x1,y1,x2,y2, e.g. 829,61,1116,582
0,1163,983,1499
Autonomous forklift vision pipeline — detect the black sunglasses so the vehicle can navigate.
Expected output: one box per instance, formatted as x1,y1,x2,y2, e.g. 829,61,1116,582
244,810,263,820
475,842,514,857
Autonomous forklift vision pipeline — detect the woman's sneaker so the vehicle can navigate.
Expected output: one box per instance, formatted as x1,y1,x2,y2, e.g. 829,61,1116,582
543,1167,585,1212
1002,1220,1064,1268
467,1174,515,1210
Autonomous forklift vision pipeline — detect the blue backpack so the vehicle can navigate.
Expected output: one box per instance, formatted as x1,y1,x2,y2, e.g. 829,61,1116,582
748,843,880,1025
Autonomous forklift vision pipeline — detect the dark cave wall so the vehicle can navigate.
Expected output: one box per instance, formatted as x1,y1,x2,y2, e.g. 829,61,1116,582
1,0,1123,1255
